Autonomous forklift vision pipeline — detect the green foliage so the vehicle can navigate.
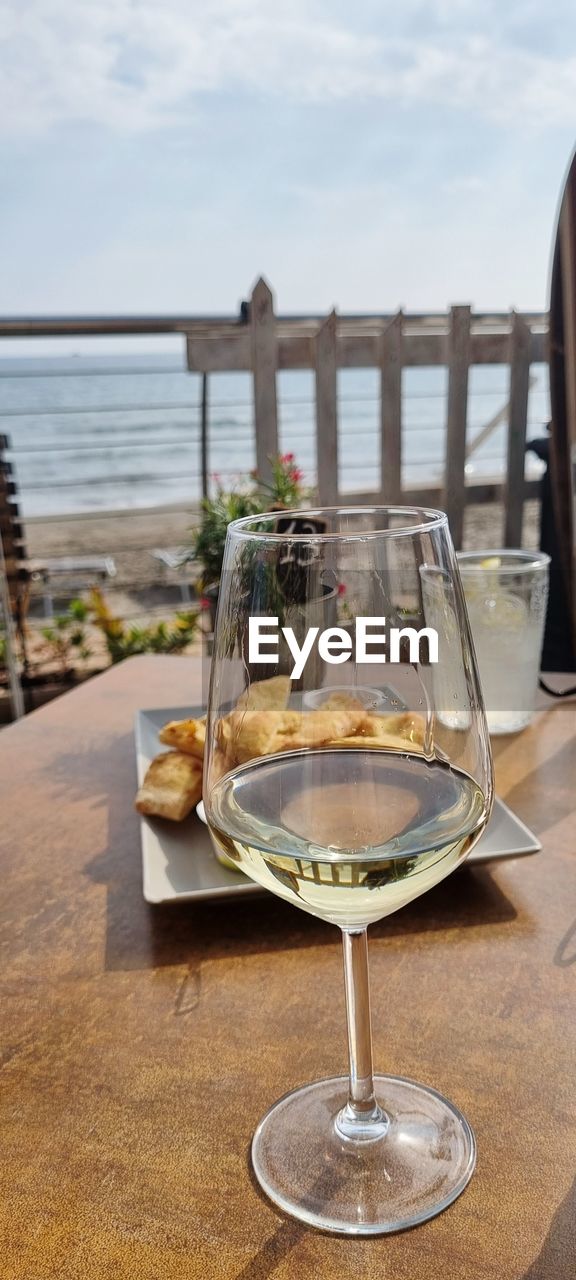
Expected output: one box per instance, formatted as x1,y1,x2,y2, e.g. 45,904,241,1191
190,488,262,588
39,589,198,673
101,612,198,665
67,598,90,623
190,453,310,587
40,608,91,675
84,587,198,665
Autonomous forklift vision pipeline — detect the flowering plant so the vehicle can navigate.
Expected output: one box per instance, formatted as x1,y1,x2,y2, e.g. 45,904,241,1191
251,453,309,510
190,454,311,589
190,483,262,588
337,582,354,622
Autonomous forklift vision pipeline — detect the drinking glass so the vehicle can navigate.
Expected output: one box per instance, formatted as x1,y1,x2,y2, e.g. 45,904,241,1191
457,550,550,734
203,507,493,1235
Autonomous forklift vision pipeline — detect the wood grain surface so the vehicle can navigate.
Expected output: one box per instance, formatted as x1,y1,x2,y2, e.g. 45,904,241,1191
0,656,575,1280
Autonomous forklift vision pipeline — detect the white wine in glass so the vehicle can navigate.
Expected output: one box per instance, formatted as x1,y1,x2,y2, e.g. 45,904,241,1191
209,749,486,928
204,507,493,1235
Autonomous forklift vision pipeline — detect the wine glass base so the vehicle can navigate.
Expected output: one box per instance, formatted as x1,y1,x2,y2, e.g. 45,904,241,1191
251,1074,476,1236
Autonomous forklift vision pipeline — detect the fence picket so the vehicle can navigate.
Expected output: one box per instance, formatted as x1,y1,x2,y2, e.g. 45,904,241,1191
444,305,471,548
315,311,338,504
380,311,403,502
504,311,531,547
250,278,278,482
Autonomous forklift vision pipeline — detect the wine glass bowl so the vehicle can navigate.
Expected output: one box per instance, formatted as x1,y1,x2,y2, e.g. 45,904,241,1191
204,506,493,1235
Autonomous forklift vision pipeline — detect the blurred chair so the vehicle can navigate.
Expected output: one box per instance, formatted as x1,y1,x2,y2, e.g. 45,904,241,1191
150,548,194,604
29,555,117,617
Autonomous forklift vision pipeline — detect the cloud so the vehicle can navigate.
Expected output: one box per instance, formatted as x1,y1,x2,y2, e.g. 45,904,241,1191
2,0,575,135
441,175,489,194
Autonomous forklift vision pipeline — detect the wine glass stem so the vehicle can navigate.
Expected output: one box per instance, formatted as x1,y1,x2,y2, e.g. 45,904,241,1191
338,928,388,1141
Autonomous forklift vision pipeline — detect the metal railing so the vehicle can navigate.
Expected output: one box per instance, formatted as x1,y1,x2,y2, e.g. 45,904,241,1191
0,291,549,526
0,288,549,719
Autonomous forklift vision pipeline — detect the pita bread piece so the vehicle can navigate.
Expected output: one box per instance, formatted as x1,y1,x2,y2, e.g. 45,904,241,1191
135,751,203,822
159,716,206,760
236,676,291,713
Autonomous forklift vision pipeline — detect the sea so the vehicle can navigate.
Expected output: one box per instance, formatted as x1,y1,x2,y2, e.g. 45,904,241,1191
0,353,550,519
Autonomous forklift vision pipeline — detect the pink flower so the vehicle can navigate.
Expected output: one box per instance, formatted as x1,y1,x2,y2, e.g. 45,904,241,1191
337,583,347,597
200,597,211,610
280,452,295,464
289,466,304,483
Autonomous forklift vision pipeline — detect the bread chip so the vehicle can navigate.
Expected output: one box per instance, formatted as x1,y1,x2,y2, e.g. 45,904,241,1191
280,705,365,751
135,751,203,821
159,716,206,760
362,711,425,746
317,692,368,714
205,685,426,775
231,710,303,764
236,675,291,713
227,704,367,764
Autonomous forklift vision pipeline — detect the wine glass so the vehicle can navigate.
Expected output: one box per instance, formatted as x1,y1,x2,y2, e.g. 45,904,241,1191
203,506,493,1236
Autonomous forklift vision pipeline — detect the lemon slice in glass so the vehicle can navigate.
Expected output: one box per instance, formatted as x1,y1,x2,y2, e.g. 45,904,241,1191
478,556,501,595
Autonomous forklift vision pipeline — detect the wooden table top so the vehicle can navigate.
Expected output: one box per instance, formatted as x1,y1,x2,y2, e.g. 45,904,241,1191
1,656,575,1279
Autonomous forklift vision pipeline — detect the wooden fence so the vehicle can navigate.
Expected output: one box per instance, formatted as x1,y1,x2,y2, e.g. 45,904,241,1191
0,295,550,719
186,279,548,549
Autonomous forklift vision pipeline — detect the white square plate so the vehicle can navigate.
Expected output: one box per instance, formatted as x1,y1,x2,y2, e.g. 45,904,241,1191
135,706,542,905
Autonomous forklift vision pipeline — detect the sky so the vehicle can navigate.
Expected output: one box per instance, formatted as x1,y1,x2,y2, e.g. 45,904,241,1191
2,0,576,330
